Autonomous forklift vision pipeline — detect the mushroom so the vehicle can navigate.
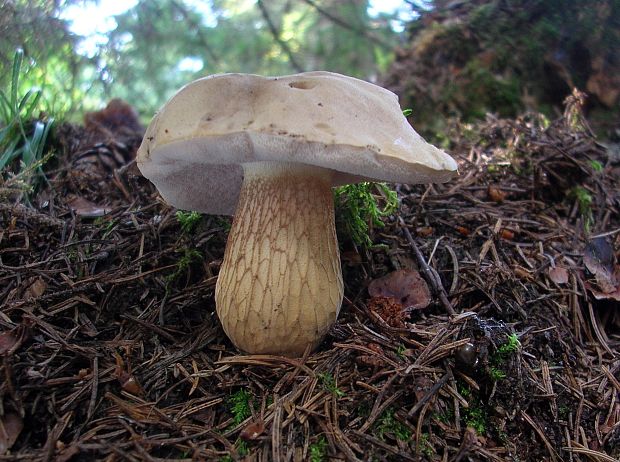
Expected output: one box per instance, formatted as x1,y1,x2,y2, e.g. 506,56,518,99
137,71,457,356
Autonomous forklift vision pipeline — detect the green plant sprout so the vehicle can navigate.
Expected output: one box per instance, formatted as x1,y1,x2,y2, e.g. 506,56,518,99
456,378,489,434
375,407,411,442
434,408,453,425
317,372,345,398
559,404,570,420
0,49,54,194
93,217,118,239
227,389,254,427
462,401,487,434
235,440,248,457
396,343,406,359
402,108,413,117
334,182,398,248
570,186,593,215
489,367,507,381
309,435,328,462
165,248,202,288
487,333,520,381
219,439,249,462
457,380,471,399
176,210,202,234
496,333,520,356
417,433,434,457
589,160,603,172
569,185,594,232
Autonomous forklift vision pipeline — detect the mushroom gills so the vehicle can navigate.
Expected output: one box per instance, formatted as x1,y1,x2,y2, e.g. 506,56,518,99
215,161,344,356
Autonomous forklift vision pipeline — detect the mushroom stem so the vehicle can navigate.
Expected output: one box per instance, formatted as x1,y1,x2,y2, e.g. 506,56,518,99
215,161,344,356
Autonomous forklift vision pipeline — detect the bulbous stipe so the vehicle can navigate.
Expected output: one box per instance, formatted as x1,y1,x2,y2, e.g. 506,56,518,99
215,162,344,356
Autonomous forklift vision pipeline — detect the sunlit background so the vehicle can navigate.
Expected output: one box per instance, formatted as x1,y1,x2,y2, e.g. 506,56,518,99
2,0,615,136
1,0,421,119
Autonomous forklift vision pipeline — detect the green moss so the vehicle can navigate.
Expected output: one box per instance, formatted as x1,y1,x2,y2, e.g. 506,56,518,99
375,407,411,442
417,433,434,457
559,404,570,420
165,248,202,288
497,333,521,356
309,436,328,462
219,439,249,462
396,0,620,133
487,333,520,382
489,367,507,381
236,440,249,457
334,182,398,248
589,160,603,172
318,372,345,398
462,401,488,434
395,343,406,359
461,59,521,119
434,408,454,424
569,186,593,231
227,389,254,427
176,210,202,234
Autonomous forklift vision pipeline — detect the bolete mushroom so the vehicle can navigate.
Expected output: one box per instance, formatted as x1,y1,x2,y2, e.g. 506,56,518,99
137,71,457,356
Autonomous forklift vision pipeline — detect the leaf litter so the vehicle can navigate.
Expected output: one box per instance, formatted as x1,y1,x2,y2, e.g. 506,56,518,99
0,92,619,461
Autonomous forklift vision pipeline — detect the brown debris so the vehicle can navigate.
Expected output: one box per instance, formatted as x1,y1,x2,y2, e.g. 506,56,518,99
0,413,23,455
0,94,618,460
84,98,144,143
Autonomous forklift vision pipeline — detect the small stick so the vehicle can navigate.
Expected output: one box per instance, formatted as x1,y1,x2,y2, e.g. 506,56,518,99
398,216,456,315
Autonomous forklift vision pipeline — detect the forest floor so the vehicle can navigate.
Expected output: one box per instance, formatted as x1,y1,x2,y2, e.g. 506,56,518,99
0,94,619,461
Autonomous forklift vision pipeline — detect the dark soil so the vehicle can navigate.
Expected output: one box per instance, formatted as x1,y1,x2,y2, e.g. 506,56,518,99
0,95,618,461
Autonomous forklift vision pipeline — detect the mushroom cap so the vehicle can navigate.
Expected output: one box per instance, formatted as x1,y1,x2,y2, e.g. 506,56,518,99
137,71,457,215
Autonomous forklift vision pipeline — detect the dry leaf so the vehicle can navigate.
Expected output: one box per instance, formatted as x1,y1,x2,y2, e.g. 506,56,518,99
499,229,515,240
548,266,569,284
455,226,470,236
587,282,620,301
240,420,265,441
119,374,143,395
583,237,620,300
488,185,507,203
416,226,434,237
0,331,18,355
114,353,144,396
0,413,23,454
513,265,533,280
67,196,110,218
24,277,47,299
368,269,431,310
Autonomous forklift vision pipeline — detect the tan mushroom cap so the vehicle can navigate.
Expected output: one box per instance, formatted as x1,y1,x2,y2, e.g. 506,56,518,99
137,71,457,215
